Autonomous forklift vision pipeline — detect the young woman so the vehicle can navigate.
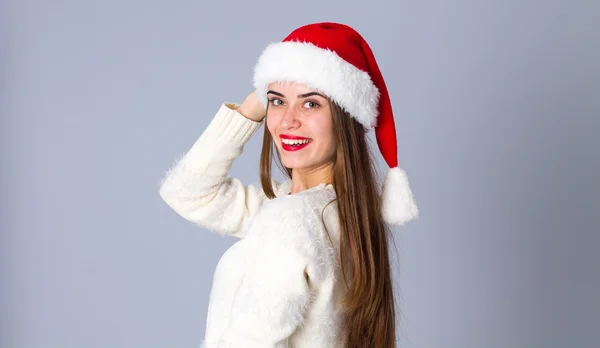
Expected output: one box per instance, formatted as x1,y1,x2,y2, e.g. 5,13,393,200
159,22,419,348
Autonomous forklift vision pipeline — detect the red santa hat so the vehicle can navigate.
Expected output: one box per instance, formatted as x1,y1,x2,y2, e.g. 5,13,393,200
253,22,419,226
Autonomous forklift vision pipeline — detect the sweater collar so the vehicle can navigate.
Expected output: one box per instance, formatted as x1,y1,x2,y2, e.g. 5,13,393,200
275,180,293,197
275,180,334,197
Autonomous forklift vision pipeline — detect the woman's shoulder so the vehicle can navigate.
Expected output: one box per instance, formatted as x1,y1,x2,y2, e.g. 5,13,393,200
266,183,336,215
255,184,338,242
246,184,340,276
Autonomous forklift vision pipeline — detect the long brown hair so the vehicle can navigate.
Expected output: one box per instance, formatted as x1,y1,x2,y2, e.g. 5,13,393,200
259,99,399,348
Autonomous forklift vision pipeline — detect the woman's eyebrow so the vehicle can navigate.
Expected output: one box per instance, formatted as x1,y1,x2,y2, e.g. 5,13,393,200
266,90,327,99
298,92,327,99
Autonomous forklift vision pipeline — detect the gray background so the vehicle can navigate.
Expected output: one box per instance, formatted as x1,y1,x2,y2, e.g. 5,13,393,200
1,0,599,347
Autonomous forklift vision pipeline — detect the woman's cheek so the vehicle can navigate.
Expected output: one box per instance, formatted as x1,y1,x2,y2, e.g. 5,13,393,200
266,117,276,135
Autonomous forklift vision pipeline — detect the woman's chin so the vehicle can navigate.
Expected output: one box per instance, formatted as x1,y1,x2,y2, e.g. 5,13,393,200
281,160,307,170
282,162,299,169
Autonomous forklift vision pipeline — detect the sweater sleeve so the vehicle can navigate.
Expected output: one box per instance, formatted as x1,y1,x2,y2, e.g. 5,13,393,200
215,197,320,348
158,103,281,239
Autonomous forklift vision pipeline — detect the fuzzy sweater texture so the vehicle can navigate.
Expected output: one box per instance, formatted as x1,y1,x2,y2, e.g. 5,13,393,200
159,103,348,348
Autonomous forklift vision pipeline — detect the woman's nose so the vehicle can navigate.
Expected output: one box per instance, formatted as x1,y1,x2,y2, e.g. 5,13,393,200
280,105,300,128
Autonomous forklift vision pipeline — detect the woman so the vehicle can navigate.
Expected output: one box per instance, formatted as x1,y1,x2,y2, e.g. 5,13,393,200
159,22,419,348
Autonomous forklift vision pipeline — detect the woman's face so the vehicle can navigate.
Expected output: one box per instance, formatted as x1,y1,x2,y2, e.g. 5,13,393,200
266,82,336,171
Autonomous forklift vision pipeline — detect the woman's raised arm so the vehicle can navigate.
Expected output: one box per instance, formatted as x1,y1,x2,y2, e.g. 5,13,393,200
158,93,278,239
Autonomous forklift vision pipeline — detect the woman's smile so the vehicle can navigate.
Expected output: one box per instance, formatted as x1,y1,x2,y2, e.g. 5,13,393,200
280,134,313,151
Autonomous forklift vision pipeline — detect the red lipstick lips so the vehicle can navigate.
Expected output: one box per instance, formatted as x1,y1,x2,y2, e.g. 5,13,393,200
280,134,312,152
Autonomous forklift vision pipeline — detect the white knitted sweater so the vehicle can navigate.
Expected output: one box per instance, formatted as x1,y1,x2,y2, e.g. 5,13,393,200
159,103,348,348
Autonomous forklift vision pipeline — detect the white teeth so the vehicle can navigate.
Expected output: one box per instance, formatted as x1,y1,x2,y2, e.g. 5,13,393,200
281,138,310,145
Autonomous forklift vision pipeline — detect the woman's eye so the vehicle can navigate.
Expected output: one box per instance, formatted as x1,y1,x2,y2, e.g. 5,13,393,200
269,98,283,106
304,101,320,109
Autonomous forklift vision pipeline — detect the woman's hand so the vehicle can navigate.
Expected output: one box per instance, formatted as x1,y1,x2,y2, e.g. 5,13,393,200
236,90,266,122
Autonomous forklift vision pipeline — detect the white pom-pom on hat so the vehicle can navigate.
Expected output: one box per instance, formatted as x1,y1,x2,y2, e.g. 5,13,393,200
381,167,419,226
